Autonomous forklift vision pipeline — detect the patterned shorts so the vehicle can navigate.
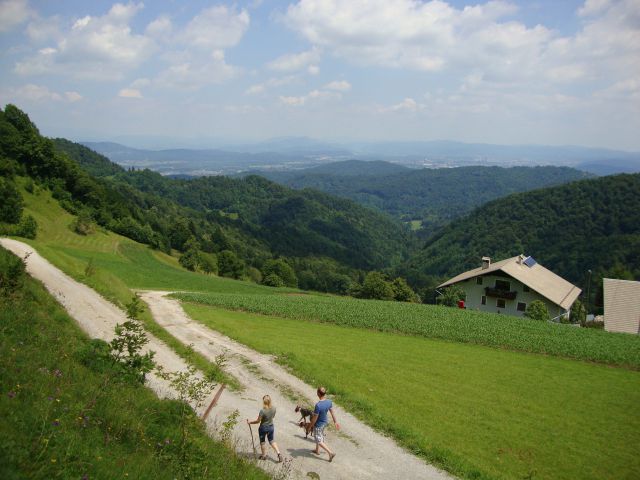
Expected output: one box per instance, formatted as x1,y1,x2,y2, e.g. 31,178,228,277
313,425,326,444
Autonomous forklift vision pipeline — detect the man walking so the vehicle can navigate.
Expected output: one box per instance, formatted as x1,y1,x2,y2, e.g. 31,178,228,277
310,386,340,462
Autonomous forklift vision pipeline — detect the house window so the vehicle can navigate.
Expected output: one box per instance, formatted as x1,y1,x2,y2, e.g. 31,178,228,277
476,277,483,285
523,284,530,293
495,280,511,291
517,302,527,312
496,298,506,309
481,295,486,305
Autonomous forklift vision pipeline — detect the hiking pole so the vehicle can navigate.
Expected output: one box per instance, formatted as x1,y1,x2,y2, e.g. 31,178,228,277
248,422,257,460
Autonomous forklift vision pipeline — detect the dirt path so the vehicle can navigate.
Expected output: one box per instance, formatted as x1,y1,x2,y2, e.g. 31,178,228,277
1,238,452,480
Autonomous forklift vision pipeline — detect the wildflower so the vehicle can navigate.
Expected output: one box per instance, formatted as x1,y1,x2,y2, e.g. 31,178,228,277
51,458,57,463
7,391,16,399
82,475,89,480
164,438,171,444
47,396,54,401
52,419,60,426
53,369,62,377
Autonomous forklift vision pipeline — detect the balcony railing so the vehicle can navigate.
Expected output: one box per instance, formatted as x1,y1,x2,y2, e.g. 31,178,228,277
484,287,517,300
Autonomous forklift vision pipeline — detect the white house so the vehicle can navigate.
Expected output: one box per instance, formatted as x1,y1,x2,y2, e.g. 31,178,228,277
603,278,640,334
438,255,582,319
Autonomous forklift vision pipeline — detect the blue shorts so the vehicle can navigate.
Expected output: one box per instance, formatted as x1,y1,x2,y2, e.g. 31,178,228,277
259,425,274,443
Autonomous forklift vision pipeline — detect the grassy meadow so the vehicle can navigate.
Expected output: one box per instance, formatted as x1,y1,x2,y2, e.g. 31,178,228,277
181,302,640,480
8,180,640,480
0,247,268,480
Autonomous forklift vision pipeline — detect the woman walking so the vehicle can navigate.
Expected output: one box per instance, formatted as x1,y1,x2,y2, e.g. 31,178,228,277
247,395,283,462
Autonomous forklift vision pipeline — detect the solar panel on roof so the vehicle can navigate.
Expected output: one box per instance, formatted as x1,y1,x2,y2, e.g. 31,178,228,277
523,256,537,268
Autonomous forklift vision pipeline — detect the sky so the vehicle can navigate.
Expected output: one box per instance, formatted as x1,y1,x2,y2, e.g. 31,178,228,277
0,0,639,150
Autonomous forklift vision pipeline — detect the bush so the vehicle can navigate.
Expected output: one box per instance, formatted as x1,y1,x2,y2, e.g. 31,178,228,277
0,177,23,223
71,210,95,235
262,273,285,287
218,250,244,279
439,284,466,307
570,299,586,325
0,247,26,295
525,300,550,321
262,258,297,287
361,271,395,300
16,214,37,239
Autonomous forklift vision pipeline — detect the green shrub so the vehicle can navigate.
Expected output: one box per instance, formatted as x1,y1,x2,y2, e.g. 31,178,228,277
439,284,465,307
262,273,285,287
0,247,26,295
525,300,551,321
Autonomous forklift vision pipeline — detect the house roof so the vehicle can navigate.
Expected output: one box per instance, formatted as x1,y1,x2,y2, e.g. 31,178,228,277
438,255,582,310
603,278,640,334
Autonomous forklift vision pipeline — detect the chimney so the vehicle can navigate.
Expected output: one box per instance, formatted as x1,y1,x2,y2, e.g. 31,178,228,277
482,256,491,270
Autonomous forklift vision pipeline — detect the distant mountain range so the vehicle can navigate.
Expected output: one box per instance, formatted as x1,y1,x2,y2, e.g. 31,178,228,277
82,138,640,176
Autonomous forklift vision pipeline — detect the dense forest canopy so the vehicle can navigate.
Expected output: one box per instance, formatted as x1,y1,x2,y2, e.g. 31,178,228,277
257,162,591,232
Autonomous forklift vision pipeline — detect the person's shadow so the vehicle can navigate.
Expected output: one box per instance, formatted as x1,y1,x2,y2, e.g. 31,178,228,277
286,447,322,459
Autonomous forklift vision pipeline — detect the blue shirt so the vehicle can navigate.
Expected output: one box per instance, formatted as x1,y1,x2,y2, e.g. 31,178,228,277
314,399,332,427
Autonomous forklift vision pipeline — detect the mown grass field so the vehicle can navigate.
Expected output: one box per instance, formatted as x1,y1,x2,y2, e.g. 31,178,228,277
181,302,640,480
0,247,268,480
174,292,640,369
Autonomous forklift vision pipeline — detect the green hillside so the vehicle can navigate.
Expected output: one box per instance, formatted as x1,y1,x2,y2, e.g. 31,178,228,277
2,105,412,297
404,173,640,301
257,164,591,231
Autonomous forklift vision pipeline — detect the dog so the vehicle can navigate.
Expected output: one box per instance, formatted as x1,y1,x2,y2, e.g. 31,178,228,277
295,405,314,438
295,405,313,423
298,420,313,438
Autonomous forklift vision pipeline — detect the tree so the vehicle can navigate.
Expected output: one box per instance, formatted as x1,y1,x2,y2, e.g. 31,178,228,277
262,273,285,287
569,299,586,325
525,300,550,321
200,252,218,275
262,258,297,287
0,178,23,223
360,271,395,300
439,284,465,307
179,249,200,271
17,214,37,239
218,250,244,279
391,277,419,303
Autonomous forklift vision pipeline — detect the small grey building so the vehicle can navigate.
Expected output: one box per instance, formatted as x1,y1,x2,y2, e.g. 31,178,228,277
438,255,581,319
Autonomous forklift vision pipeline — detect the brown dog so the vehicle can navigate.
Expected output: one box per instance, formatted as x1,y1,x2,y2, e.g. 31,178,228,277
298,420,313,438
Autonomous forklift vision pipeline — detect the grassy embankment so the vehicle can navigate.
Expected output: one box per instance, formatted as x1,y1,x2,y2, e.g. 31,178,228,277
0,246,268,480
179,302,640,480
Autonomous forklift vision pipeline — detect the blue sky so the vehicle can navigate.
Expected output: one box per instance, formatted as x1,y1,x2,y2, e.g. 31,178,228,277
0,0,638,150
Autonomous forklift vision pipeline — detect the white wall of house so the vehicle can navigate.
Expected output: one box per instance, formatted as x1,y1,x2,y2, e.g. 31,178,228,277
456,274,565,318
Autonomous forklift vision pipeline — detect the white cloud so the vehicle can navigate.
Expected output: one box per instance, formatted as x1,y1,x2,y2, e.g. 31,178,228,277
245,84,265,95
380,97,422,113
307,65,319,75
267,48,320,72
324,80,351,92
0,0,31,32
279,88,341,107
145,15,172,38
155,50,238,89
180,5,249,49
15,2,153,80
118,88,142,98
64,91,83,102
1,83,81,103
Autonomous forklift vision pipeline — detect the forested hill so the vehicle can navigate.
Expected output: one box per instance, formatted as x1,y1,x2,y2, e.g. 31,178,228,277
402,173,640,294
1,106,409,287
256,163,591,232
